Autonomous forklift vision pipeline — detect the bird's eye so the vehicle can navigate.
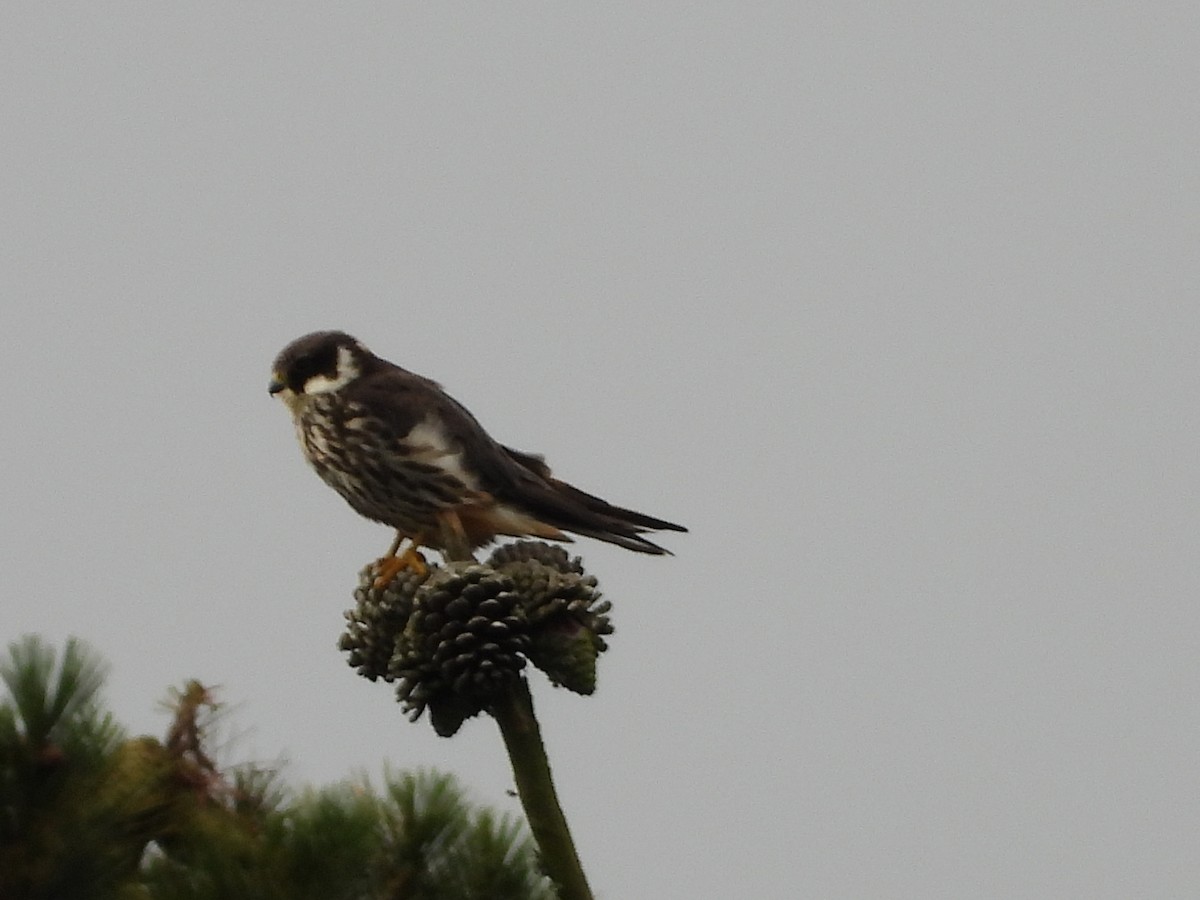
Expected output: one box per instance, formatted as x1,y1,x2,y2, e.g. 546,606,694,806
288,357,318,391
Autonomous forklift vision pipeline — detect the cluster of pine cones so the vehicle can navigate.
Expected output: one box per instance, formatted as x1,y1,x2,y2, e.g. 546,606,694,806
339,542,612,737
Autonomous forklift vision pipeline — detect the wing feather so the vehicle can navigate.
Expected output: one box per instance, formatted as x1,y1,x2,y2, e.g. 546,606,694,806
349,360,685,553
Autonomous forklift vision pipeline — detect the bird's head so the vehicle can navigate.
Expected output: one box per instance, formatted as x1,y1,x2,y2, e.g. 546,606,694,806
269,331,372,408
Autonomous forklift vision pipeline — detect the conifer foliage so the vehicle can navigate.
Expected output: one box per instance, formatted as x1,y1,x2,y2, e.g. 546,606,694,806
0,635,553,900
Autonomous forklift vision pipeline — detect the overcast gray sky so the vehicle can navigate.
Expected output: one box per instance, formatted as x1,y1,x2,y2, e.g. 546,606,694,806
3,5,1198,898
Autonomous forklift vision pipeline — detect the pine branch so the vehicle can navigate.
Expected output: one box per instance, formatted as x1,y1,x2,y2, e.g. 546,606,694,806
341,542,612,899
491,679,593,900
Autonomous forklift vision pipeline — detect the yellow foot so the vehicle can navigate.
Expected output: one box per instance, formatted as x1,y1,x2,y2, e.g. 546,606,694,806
372,544,429,589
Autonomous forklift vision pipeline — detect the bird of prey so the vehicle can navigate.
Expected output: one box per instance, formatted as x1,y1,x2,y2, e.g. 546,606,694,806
269,330,685,583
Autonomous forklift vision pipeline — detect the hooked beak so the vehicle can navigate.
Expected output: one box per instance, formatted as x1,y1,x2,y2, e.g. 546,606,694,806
268,374,285,395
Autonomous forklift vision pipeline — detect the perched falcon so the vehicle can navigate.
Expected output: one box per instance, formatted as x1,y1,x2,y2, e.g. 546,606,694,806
269,330,685,582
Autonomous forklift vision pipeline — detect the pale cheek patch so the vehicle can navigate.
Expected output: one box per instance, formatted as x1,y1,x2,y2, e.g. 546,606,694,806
302,372,350,394
302,345,362,395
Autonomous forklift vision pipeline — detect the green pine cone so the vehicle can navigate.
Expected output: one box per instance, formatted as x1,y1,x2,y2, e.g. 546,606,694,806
339,561,428,681
390,563,531,735
489,546,612,695
340,541,616,735
487,540,585,575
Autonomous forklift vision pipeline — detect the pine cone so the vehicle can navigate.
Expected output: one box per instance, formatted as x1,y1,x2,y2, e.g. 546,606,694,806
489,545,612,695
391,563,530,736
488,540,585,575
339,562,428,681
339,542,616,736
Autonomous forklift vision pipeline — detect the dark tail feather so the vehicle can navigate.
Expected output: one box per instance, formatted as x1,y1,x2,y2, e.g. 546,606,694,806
567,524,675,555
502,444,686,553
539,483,684,554
544,479,685,534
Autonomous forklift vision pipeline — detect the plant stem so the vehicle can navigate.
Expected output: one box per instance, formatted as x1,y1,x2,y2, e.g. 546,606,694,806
491,678,593,900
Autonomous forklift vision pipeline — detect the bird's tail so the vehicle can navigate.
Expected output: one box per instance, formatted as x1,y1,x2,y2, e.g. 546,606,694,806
502,445,687,554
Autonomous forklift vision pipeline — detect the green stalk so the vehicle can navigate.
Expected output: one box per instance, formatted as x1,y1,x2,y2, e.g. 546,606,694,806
491,678,593,900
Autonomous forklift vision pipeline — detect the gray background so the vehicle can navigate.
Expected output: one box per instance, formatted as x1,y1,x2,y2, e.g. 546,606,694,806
3,5,1197,898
